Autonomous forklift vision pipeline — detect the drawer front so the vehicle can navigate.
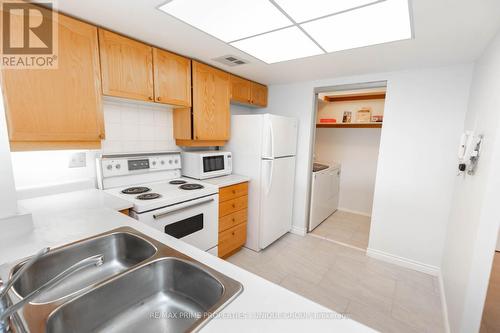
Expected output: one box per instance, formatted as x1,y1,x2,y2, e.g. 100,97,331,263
219,209,247,232
219,195,247,217
218,222,247,258
219,182,248,202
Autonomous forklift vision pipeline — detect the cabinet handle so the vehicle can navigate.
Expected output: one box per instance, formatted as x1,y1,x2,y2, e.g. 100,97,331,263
232,204,235,208
232,231,235,236
232,218,235,222
148,96,153,101
157,97,161,101
232,190,236,194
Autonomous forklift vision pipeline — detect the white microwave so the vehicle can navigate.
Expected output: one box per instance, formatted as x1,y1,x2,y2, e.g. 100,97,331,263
181,151,232,179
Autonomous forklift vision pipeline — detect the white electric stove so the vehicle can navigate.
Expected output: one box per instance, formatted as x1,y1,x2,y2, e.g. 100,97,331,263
97,152,219,254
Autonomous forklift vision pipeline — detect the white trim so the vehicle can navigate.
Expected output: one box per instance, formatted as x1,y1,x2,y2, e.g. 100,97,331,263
309,233,366,252
438,271,451,333
338,207,372,217
366,247,440,276
290,225,307,236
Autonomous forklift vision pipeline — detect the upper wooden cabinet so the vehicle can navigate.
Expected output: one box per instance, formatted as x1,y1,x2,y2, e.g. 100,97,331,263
98,29,154,102
153,48,191,107
174,61,230,146
1,13,104,151
230,75,268,108
251,82,268,107
230,75,252,104
193,61,230,142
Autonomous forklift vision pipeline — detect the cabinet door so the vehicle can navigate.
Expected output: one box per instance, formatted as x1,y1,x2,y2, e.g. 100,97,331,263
99,29,154,101
192,61,230,141
230,75,251,104
251,82,268,107
153,48,191,107
1,13,104,150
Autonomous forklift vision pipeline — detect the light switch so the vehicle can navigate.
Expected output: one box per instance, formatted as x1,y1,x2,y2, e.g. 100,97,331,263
68,152,86,168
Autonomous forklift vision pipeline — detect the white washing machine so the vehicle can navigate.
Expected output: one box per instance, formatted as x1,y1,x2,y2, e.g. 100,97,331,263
308,162,341,232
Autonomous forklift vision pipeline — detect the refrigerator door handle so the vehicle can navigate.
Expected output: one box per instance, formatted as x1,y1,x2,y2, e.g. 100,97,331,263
264,159,274,195
269,120,275,159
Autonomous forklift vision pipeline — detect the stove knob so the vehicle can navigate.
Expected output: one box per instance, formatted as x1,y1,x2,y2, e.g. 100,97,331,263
160,160,165,165
152,161,157,166
168,160,173,165
106,165,112,170
115,164,121,170
174,159,179,164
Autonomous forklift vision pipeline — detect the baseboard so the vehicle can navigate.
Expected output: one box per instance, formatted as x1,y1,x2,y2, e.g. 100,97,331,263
338,207,371,217
438,271,451,333
290,225,307,236
366,248,440,276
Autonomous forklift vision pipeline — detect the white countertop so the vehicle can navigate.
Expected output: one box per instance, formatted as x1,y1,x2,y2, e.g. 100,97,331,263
201,174,250,188
1,189,373,332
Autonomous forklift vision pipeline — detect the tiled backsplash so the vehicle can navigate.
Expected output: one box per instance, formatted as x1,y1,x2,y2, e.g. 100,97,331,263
101,98,178,153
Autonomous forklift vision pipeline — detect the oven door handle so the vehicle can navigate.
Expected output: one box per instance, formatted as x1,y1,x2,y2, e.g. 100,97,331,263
153,197,215,220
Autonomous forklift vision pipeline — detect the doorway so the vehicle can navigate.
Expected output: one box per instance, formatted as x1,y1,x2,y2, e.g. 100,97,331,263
307,82,387,250
480,232,500,332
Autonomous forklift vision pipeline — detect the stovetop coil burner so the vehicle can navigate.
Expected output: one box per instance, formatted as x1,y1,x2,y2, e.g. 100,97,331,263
136,193,161,200
179,184,204,190
121,187,151,195
169,180,187,185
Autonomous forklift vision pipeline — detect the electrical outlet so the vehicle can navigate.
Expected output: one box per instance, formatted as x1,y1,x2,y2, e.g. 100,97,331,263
68,152,86,168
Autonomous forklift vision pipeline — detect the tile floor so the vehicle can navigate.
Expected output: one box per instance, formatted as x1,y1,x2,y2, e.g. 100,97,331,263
311,210,371,250
227,232,445,332
480,252,500,333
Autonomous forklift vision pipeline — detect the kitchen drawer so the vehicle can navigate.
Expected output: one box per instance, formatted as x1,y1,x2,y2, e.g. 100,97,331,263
218,222,247,258
219,195,247,217
219,209,247,233
219,182,248,202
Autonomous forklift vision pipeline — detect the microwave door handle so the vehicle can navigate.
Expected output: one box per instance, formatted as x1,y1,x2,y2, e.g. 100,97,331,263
153,197,214,220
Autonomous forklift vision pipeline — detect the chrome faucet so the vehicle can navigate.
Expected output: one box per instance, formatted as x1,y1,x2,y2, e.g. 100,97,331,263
0,248,104,333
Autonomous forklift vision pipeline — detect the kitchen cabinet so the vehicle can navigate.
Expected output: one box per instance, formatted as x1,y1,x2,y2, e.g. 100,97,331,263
230,75,268,107
1,14,104,151
251,82,268,107
230,75,252,104
153,48,191,107
174,61,230,146
218,182,248,258
98,29,154,102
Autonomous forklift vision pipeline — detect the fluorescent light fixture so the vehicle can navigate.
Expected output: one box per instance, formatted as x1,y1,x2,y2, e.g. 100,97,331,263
273,0,380,23
230,26,324,64
158,0,292,42
301,0,412,53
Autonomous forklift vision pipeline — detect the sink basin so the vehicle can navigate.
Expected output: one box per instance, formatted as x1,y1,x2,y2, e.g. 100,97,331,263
11,232,156,303
46,258,239,333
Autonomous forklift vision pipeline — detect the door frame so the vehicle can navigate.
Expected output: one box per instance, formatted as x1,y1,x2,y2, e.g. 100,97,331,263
304,81,388,233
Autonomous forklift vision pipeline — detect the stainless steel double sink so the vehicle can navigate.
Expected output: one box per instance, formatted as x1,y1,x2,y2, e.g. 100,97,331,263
3,227,242,332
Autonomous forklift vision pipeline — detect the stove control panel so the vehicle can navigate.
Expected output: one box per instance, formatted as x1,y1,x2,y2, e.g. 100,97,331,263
100,153,181,177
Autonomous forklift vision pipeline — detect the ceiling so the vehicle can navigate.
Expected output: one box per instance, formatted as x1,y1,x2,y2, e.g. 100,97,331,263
55,0,500,85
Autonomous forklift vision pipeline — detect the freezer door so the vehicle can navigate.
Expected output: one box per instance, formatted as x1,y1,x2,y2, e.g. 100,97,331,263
259,157,296,249
262,114,298,159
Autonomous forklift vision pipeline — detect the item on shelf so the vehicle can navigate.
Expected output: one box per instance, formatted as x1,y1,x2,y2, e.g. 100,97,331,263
342,111,352,123
319,118,336,123
372,115,384,122
357,108,371,123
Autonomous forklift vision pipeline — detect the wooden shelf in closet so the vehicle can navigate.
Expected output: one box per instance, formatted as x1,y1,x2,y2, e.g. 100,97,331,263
316,123,383,128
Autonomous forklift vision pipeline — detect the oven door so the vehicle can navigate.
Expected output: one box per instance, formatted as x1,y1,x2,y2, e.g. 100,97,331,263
133,194,218,252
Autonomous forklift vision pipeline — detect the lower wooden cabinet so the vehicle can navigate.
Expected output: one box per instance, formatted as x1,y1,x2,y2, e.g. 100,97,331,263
218,182,248,258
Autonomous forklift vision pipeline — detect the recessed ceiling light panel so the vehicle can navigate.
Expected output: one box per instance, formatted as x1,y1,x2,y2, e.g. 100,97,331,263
273,0,380,23
158,0,292,42
301,0,412,53
230,26,324,64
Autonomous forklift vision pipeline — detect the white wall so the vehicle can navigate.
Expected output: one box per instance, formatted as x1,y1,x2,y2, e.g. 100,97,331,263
441,31,500,333
266,65,473,269
314,128,381,215
0,95,18,218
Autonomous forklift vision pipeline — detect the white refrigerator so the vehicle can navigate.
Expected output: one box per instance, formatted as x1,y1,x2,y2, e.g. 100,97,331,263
226,114,298,251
